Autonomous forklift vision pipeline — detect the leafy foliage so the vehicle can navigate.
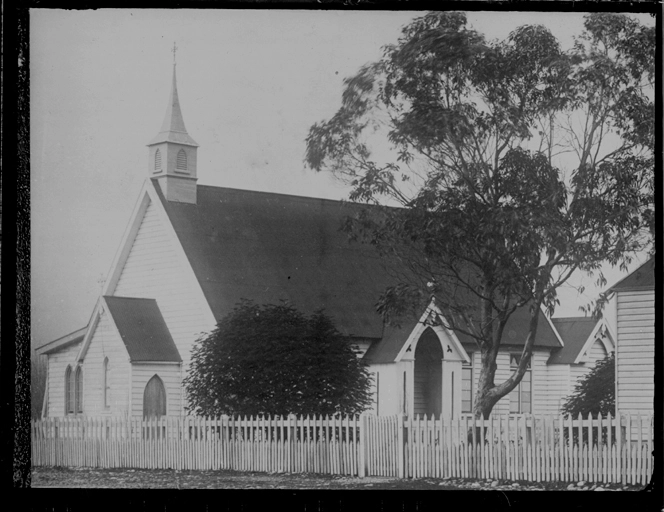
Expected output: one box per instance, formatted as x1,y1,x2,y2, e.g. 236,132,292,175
184,301,373,417
306,12,653,417
562,353,615,417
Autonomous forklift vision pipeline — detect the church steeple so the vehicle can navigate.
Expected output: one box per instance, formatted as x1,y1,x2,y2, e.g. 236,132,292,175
147,45,199,204
148,65,199,147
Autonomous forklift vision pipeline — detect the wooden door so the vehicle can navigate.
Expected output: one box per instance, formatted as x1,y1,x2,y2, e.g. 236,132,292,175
143,375,166,418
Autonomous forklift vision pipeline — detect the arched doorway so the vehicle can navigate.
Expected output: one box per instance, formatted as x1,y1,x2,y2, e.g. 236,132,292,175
143,374,166,418
413,328,443,418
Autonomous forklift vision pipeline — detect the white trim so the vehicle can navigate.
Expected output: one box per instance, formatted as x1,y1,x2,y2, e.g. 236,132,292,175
395,301,470,364
542,305,565,347
102,181,152,297
74,298,103,363
574,318,615,364
37,326,88,355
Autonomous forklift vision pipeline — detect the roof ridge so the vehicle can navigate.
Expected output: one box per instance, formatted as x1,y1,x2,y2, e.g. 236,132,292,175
194,183,398,209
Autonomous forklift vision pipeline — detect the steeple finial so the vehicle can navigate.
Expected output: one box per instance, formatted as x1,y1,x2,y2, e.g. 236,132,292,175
147,46,198,147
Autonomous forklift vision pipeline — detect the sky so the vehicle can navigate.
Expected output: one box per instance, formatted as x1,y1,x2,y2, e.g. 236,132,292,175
30,9,654,348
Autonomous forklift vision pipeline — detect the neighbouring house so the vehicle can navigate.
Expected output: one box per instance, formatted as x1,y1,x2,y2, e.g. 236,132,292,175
38,64,596,421
608,258,655,418
546,317,615,411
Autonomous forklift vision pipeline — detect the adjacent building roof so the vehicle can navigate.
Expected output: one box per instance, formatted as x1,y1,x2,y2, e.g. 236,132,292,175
454,305,563,349
104,296,182,362
610,258,655,292
547,317,598,364
37,326,87,355
155,182,395,339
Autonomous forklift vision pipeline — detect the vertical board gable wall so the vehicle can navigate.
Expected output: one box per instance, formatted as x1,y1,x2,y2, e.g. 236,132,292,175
82,311,131,416
113,198,211,414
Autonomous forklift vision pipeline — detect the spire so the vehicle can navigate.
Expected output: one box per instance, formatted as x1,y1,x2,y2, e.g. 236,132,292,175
148,54,198,147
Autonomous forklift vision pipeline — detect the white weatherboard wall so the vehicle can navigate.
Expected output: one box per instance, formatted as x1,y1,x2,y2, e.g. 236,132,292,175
131,364,183,417
544,363,571,414
616,289,655,415
82,311,131,416
46,342,82,418
468,349,561,416
113,199,211,376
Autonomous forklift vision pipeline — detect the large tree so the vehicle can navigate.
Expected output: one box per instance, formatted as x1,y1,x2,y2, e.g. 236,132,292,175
306,12,654,418
184,301,373,417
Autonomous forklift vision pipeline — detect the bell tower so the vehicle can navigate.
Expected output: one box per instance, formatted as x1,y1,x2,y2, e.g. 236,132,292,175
147,43,199,204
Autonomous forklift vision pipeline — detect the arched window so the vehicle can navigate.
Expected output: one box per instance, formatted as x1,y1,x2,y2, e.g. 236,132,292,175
103,357,110,409
75,366,83,414
143,375,167,418
154,148,162,170
176,149,187,171
65,365,74,415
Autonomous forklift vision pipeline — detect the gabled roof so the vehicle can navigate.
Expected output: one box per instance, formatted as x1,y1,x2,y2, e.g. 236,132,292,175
155,181,564,358
363,320,419,364
610,258,655,292
37,326,87,355
104,296,182,363
454,305,563,349
547,317,598,364
154,182,395,339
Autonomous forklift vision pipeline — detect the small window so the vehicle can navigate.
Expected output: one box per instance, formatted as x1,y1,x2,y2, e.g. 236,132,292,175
65,365,74,415
75,366,83,414
155,148,162,170
176,149,187,170
103,357,110,409
462,353,473,413
402,371,407,414
509,354,531,414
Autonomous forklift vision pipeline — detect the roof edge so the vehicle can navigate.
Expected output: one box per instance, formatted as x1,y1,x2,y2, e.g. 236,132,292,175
37,326,88,355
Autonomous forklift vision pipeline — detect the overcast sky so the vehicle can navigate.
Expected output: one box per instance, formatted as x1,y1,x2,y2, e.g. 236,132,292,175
30,9,654,348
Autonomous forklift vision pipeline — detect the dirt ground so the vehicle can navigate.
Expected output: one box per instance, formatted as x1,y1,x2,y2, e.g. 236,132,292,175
31,466,646,490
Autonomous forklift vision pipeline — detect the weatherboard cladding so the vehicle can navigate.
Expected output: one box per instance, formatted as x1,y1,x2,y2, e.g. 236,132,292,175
547,317,598,364
104,296,182,363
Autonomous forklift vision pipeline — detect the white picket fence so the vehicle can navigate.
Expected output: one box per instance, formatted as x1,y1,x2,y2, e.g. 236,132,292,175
31,412,653,485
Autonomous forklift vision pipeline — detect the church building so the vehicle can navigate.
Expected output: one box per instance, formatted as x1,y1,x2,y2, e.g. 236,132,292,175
37,63,613,420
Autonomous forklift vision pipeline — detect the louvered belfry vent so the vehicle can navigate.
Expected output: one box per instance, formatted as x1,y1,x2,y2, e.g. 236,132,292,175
177,149,187,171
155,149,162,170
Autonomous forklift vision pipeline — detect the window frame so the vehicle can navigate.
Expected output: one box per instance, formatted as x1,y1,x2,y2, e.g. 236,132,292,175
154,148,162,170
75,365,83,414
509,354,532,414
461,353,474,414
176,148,187,172
102,357,110,409
65,365,74,415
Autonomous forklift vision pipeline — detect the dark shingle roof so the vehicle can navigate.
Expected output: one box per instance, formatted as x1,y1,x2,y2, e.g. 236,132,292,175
611,258,655,292
155,182,562,361
104,296,182,362
155,182,394,339
455,305,563,350
547,317,598,364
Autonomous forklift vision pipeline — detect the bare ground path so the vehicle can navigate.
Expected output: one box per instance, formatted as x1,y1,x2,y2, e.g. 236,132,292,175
31,467,645,490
